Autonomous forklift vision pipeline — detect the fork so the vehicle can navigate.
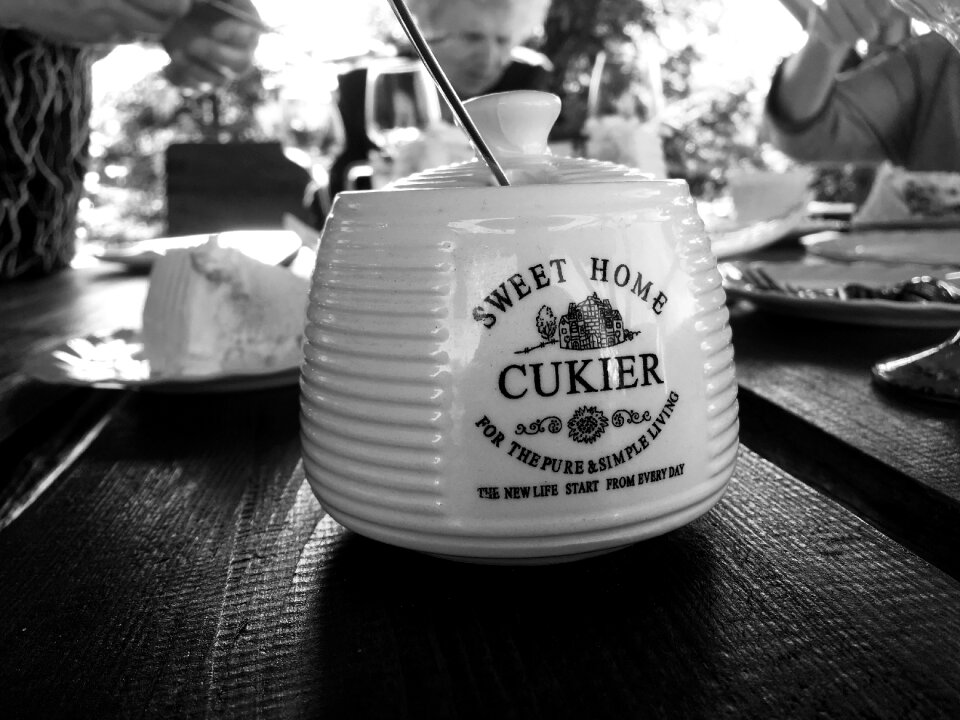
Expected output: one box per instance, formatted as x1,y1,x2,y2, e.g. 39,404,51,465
783,277,960,303
729,264,784,292
724,262,960,304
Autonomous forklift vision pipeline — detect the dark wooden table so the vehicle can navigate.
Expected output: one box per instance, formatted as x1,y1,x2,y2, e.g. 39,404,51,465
2,257,959,719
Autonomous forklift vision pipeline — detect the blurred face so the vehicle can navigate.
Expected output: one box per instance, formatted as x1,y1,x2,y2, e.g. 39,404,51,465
428,2,517,98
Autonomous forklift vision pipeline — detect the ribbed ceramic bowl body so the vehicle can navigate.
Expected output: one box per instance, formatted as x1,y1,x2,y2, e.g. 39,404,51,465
300,180,738,563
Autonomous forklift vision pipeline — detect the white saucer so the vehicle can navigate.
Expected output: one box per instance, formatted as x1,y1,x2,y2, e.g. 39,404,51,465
23,329,300,393
92,230,303,271
802,228,960,266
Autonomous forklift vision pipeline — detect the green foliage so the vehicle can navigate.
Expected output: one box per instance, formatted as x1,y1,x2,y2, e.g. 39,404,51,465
809,164,879,204
82,0,792,244
82,65,274,243
539,0,780,196
541,0,655,141
660,85,772,198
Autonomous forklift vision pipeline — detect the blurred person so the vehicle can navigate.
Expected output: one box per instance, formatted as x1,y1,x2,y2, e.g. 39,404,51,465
764,0,960,171
328,0,553,198
407,0,553,101
0,0,261,280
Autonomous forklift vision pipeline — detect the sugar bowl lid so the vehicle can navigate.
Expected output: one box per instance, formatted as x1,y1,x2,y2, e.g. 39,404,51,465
387,90,653,189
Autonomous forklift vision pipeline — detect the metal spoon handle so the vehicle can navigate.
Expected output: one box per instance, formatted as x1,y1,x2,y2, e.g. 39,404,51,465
386,0,510,186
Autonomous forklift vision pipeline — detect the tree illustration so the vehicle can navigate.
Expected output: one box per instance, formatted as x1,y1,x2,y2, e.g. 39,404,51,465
516,305,559,354
536,305,557,342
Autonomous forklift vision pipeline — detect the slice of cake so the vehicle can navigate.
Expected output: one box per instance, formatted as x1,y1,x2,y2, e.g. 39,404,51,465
854,163,960,226
142,240,310,376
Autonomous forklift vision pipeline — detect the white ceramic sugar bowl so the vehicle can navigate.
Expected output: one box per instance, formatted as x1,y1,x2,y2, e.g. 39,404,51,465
300,91,738,564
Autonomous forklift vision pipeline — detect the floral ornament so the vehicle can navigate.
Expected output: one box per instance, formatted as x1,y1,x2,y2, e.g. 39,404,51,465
516,416,563,436
612,409,652,427
567,406,609,444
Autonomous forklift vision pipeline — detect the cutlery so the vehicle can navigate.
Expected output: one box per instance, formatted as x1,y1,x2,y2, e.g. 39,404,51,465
724,264,782,292
721,263,960,304
787,278,960,303
873,329,960,405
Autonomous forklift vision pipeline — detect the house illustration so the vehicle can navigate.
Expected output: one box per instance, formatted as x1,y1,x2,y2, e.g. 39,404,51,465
558,293,626,350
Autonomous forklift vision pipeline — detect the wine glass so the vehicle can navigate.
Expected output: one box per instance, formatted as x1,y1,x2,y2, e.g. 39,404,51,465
890,0,960,50
296,88,346,225
364,57,442,186
583,37,667,177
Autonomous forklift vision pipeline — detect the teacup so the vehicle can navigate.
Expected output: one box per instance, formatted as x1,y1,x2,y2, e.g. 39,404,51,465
300,91,738,563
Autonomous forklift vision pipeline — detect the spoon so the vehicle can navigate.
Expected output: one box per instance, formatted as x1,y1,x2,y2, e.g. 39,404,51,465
872,329,960,405
386,0,511,186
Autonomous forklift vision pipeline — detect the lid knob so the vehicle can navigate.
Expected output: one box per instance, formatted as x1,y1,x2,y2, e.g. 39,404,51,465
463,91,561,157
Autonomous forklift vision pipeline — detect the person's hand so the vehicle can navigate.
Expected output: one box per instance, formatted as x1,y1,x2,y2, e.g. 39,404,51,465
0,0,191,45
161,0,261,88
807,0,897,52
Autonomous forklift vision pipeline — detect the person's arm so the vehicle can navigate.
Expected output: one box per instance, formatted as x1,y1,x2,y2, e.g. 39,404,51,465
775,35,853,124
772,0,895,124
0,0,190,45
765,35,927,166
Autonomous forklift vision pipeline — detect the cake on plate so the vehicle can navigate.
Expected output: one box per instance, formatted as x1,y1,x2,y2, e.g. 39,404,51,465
142,240,310,376
854,163,960,225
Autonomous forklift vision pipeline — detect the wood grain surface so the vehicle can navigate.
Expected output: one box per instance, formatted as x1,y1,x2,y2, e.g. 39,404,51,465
1,386,958,718
3,264,959,718
729,303,960,578
0,264,146,531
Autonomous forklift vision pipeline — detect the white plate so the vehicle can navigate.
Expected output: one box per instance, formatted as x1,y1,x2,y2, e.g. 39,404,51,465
719,260,960,328
92,230,303,271
23,329,300,393
851,217,960,230
700,201,847,259
803,229,960,266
